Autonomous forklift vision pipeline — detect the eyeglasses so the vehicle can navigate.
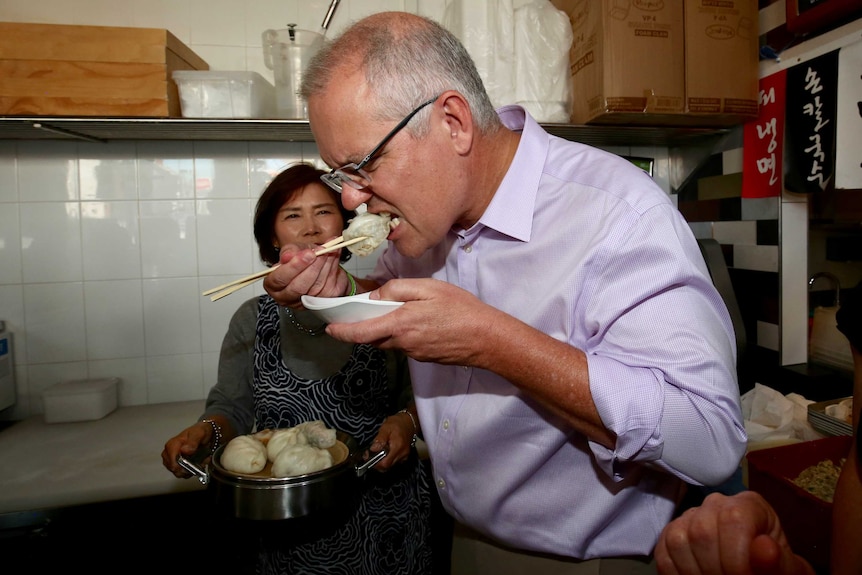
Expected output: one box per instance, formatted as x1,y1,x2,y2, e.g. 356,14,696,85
320,95,440,193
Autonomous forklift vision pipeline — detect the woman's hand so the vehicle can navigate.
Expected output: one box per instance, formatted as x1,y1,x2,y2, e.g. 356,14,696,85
161,422,212,478
367,410,418,471
262,245,348,308
161,416,234,478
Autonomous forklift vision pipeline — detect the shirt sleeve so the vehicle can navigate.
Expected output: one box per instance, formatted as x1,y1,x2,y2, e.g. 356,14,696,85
201,297,257,435
585,206,747,486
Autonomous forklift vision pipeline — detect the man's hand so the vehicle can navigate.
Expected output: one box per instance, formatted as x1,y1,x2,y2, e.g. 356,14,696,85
325,278,505,366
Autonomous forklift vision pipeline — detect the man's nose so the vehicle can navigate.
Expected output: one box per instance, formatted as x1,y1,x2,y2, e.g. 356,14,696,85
341,186,373,211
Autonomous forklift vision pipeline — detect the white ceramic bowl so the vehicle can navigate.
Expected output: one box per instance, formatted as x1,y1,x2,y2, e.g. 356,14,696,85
301,293,403,323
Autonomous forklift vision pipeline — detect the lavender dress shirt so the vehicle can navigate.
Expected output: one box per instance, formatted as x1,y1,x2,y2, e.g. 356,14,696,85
368,106,747,559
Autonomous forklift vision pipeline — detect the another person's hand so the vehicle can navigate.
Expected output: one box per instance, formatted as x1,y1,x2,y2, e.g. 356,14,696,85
161,422,214,478
262,245,348,308
655,491,815,575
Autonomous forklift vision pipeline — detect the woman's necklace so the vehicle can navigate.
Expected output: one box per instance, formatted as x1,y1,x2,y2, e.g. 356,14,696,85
284,307,326,336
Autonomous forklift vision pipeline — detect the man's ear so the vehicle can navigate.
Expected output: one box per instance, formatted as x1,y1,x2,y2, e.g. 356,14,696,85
439,91,474,155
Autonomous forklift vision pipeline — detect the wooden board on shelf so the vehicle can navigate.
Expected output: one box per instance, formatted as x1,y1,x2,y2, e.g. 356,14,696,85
0,22,208,118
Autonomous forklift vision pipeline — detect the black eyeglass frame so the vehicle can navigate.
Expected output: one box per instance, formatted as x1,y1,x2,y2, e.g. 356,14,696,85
320,94,441,193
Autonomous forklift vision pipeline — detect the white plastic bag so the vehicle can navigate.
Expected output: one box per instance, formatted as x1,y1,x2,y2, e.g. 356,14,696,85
741,383,824,444
443,0,573,121
514,0,573,122
443,0,516,109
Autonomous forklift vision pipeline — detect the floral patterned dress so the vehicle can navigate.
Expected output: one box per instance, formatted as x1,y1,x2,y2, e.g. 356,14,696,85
251,296,434,575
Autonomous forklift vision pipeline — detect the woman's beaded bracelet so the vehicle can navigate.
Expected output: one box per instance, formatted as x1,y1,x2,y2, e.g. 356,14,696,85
202,418,222,454
340,266,357,296
398,409,419,447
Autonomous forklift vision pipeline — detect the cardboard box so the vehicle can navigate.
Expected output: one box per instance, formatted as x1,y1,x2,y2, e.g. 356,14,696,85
0,22,208,117
684,0,759,124
551,0,686,125
746,435,852,574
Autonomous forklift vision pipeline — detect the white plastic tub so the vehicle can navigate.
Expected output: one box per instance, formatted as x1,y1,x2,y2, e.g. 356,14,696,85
42,378,119,423
172,71,275,119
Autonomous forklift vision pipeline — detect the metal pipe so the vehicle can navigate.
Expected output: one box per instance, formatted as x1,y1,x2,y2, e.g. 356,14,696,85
321,0,341,32
809,271,841,307
32,122,105,143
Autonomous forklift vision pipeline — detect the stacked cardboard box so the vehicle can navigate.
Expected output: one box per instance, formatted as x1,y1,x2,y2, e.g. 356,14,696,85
550,0,686,125
550,0,759,127
0,22,209,117
684,0,759,125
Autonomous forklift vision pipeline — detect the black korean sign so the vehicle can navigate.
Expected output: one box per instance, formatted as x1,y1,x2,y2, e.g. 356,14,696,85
784,50,838,194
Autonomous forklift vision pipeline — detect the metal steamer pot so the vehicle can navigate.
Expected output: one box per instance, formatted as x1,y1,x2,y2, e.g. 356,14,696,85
178,431,386,521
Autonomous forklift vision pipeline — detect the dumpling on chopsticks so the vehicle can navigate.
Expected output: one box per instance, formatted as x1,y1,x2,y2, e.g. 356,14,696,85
342,211,399,256
220,435,267,474
271,444,334,477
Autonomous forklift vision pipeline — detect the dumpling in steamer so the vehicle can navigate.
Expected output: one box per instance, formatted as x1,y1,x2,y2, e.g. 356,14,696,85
266,426,308,462
252,428,274,445
220,435,267,474
342,211,399,256
297,420,337,448
271,444,334,477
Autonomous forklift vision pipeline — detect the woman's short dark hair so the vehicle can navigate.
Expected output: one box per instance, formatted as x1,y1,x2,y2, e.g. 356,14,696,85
254,163,357,266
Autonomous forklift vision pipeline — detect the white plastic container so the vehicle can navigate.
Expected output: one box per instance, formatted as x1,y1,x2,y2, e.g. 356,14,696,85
172,71,275,119
42,378,119,424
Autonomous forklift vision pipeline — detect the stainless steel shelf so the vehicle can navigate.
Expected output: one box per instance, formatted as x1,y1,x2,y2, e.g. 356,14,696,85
0,116,729,148
0,117,315,143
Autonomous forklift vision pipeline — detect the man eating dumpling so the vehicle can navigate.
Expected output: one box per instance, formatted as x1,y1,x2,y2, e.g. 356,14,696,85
263,12,745,574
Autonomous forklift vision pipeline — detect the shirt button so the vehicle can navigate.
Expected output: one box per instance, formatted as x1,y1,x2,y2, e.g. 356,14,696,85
437,478,446,489
442,419,450,430
464,245,472,253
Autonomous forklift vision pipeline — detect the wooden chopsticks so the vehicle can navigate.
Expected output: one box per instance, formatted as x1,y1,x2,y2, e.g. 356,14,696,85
202,236,367,301
202,266,279,301
313,235,367,255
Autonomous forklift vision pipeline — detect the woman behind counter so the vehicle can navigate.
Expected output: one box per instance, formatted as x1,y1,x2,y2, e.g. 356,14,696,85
161,162,441,575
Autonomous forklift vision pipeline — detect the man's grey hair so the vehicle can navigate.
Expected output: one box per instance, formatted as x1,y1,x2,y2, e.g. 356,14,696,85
300,13,501,137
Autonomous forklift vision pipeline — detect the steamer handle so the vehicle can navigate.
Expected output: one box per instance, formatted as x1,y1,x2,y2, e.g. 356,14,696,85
177,455,209,486
355,449,387,477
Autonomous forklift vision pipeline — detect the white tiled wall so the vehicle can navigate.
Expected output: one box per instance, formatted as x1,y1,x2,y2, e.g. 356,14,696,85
0,134,408,417
0,0,671,419
0,138,385,418
0,0,452,419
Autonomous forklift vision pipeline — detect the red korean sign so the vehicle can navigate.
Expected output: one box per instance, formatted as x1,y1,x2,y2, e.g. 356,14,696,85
742,70,786,198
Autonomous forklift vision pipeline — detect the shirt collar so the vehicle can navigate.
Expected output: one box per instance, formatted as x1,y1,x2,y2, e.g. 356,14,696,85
470,105,548,243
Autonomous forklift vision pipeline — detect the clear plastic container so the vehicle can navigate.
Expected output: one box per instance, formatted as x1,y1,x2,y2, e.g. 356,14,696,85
172,71,275,119
261,26,325,119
